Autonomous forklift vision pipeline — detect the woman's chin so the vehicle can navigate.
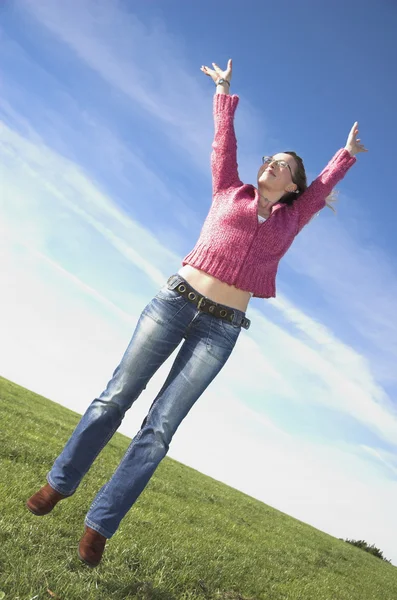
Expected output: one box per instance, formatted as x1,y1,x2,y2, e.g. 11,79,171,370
258,178,273,189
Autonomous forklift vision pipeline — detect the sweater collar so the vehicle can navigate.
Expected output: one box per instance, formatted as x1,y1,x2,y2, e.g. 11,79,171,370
270,202,284,215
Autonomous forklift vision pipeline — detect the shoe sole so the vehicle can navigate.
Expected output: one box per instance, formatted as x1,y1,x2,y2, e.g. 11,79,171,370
25,501,52,516
77,548,100,568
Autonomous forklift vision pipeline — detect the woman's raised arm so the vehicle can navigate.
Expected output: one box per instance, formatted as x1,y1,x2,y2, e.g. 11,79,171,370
295,122,367,233
201,59,243,195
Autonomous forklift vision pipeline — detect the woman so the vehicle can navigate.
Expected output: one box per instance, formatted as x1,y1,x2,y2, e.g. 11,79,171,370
26,59,367,567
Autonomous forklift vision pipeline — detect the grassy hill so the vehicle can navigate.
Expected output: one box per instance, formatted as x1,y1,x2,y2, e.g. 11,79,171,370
0,375,395,600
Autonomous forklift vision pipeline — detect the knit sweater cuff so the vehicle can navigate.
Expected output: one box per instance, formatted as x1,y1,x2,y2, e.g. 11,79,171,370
333,147,357,170
213,93,240,117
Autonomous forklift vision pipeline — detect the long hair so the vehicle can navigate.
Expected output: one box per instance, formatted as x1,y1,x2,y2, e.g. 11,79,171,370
278,151,338,216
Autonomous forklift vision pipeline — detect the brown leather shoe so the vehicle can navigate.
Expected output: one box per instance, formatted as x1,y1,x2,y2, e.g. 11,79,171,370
78,526,107,568
26,483,69,516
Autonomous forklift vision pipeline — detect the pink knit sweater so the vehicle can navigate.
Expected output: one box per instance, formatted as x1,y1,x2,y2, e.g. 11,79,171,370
182,94,356,298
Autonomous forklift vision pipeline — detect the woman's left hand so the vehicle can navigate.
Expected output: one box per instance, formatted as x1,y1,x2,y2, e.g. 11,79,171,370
345,122,368,156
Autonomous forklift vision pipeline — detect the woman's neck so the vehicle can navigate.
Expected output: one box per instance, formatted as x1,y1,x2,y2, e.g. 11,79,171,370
258,191,279,217
258,183,283,201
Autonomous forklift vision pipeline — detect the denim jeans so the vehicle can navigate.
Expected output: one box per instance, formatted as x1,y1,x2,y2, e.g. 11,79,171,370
47,274,246,538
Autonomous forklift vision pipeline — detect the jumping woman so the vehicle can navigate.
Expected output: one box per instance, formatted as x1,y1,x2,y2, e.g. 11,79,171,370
26,59,367,567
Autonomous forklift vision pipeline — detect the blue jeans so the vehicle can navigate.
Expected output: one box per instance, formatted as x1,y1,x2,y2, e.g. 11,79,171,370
47,274,245,538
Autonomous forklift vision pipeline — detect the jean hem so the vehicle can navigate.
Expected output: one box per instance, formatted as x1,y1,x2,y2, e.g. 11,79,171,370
85,518,113,539
47,474,76,497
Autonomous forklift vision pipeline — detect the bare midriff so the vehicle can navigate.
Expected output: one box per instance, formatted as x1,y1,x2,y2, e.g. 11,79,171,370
177,264,252,312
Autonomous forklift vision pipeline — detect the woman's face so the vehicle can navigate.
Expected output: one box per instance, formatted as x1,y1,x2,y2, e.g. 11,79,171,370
257,153,298,194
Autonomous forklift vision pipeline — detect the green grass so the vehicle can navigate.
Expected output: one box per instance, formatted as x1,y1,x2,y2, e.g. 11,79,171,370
0,375,395,600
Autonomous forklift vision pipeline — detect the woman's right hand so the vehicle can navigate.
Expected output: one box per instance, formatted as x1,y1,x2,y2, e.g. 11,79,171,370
344,121,368,156
200,59,232,85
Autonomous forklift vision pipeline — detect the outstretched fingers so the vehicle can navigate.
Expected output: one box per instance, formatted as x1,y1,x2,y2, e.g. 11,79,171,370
346,121,368,154
200,59,233,83
353,122,368,152
350,121,358,135
212,62,223,74
201,65,212,76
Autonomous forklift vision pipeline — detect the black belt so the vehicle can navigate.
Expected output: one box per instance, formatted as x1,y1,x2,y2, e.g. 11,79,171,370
167,275,251,330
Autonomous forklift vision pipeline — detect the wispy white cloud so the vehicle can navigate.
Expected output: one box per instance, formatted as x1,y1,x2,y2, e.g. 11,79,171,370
0,59,204,246
284,209,397,388
15,0,269,179
15,0,213,168
262,295,397,444
1,121,181,288
360,445,397,478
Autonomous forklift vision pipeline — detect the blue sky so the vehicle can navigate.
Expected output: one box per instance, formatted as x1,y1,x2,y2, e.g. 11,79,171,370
1,0,397,564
